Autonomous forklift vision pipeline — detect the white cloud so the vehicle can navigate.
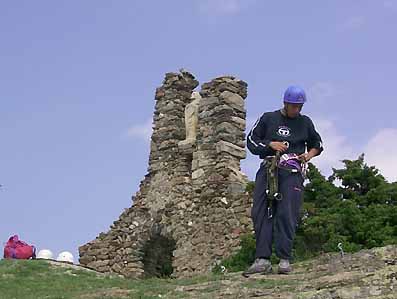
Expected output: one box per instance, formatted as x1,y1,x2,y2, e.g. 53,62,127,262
242,113,358,180
125,114,397,183
302,117,397,183
243,119,397,183
197,0,256,16
308,82,336,103
303,121,397,182
340,16,366,31
363,128,397,182
125,119,153,142
306,82,354,175
384,0,397,10
309,117,357,177
242,114,356,180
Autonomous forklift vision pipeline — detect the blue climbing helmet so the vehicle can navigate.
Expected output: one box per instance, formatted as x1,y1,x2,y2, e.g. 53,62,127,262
283,86,307,104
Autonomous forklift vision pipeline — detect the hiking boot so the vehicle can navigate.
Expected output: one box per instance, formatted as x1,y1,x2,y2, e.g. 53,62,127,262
278,259,292,274
242,258,272,277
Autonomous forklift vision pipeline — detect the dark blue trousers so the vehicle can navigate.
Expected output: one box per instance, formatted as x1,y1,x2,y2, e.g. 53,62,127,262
251,162,304,260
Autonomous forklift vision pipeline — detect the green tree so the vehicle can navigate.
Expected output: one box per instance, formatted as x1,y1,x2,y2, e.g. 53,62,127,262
216,154,397,273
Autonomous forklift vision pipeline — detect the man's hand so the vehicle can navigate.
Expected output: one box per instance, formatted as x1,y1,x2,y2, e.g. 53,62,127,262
298,153,311,162
269,141,288,153
298,148,320,162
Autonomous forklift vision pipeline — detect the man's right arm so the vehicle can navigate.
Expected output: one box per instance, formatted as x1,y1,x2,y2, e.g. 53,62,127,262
247,114,272,156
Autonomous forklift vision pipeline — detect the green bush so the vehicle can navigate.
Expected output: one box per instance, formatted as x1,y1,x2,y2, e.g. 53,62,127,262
214,155,397,273
213,234,256,273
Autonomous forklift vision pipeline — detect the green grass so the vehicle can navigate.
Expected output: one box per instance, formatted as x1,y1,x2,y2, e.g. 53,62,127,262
0,259,170,299
0,260,228,299
0,258,312,299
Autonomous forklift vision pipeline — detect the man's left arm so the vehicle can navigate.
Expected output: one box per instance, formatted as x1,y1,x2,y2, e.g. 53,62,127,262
299,117,324,162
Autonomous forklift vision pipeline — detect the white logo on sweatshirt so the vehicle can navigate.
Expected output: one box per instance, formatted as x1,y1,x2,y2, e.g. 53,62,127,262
277,126,291,137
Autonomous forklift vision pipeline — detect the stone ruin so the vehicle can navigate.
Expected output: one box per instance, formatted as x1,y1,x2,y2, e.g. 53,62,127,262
79,70,254,278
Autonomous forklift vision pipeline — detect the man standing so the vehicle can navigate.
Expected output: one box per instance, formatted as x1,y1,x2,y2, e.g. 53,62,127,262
243,86,323,276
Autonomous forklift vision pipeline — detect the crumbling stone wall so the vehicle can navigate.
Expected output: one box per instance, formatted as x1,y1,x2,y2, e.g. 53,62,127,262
79,70,253,278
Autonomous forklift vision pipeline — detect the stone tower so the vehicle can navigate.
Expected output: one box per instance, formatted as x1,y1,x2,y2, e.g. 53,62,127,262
79,70,253,278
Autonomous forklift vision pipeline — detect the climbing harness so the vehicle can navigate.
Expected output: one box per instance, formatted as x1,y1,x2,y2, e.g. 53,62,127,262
265,151,282,219
264,152,307,219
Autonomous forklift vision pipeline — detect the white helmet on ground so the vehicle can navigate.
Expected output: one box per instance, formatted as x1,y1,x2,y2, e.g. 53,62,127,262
37,249,54,260
56,251,74,263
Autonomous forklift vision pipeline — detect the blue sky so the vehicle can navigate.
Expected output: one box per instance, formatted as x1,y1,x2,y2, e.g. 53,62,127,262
1,0,396,261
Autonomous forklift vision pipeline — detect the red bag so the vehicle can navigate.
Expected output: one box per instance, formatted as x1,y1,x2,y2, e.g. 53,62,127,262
3,235,36,259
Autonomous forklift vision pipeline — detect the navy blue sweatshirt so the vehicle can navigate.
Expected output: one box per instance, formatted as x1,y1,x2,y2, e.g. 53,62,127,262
247,110,323,159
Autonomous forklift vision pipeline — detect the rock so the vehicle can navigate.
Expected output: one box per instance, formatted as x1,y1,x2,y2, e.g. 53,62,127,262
216,140,246,159
219,91,245,113
220,197,228,205
79,71,252,279
216,122,241,135
192,169,205,179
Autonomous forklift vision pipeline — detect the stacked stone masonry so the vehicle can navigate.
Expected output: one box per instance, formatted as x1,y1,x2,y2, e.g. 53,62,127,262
79,70,253,278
